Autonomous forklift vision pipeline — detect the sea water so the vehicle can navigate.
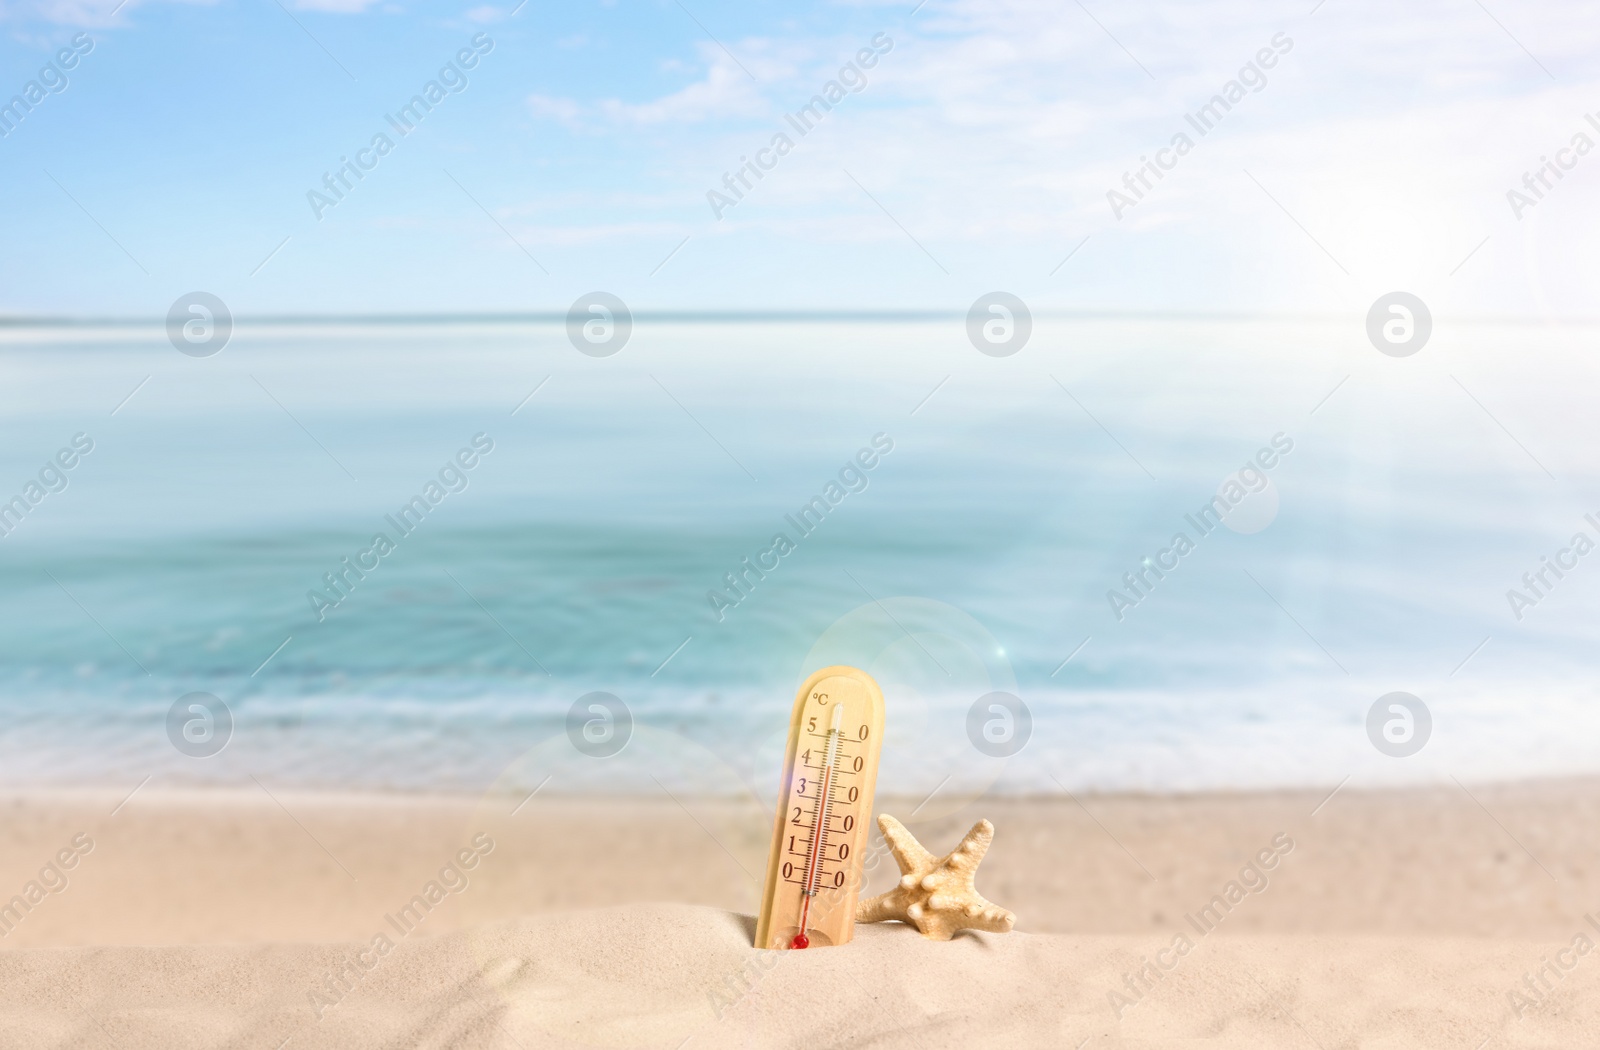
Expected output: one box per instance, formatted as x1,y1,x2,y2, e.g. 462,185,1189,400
1,316,1596,803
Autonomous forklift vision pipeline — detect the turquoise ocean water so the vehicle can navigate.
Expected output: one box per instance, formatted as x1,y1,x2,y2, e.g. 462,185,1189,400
1,316,1597,801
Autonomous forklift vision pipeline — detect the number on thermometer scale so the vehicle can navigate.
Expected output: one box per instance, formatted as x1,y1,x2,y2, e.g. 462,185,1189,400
754,666,886,951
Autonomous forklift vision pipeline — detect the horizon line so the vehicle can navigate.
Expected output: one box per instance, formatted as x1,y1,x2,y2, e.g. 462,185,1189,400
1,308,1597,328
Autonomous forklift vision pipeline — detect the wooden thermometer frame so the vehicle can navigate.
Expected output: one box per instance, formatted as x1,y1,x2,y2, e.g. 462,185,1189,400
754,665,886,950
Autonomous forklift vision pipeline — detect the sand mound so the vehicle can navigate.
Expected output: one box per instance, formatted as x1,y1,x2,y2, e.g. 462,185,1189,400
2,901,1581,1048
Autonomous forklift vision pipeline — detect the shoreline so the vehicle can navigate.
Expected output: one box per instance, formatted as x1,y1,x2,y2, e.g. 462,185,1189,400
3,776,1594,949
7,768,1600,804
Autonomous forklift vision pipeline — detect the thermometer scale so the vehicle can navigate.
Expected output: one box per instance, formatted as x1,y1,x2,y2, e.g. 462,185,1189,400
754,666,886,950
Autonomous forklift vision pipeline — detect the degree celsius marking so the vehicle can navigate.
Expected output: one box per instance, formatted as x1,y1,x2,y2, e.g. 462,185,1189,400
791,702,845,949
755,666,886,953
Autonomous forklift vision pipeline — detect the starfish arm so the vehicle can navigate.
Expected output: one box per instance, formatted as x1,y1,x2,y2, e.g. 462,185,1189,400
856,889,907,924
957,906,1016,934
946,819,995,873
904,900,934,937
920,893,1014,935
877,814,938,876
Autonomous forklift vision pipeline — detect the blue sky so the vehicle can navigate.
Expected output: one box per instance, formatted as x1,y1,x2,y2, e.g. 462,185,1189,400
1,0,1597,316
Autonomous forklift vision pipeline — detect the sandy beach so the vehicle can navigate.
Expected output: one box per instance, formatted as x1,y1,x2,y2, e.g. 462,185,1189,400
8,0,1598,1044
3,779,1597,1047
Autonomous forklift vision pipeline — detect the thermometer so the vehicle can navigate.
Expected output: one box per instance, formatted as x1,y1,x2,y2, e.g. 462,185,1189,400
754,666,885,950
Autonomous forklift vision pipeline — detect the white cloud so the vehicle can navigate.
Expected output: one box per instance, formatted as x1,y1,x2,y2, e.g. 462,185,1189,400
293,0,380,11
3,0,382,21
526,40,820,129
526,93,583,129
1,0,154,26
497,0,1600,313
597,57,765,125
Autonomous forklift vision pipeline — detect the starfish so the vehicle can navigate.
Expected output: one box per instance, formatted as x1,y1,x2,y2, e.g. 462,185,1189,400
855,814,1016,940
